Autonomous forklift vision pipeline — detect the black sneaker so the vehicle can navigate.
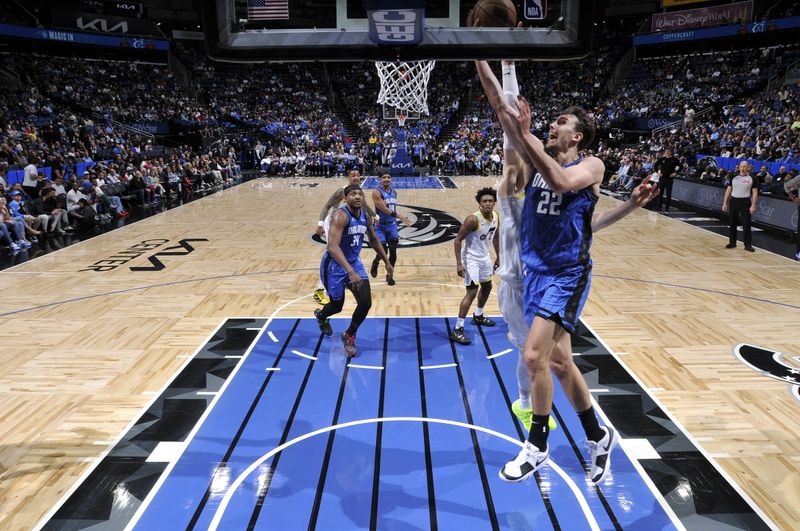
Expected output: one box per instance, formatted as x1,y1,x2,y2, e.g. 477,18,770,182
314,309,332,336
370,260,379,278
386,274,395,286
744,246,755,252
725,243,736,249
471,314,496,326
449,326,471,345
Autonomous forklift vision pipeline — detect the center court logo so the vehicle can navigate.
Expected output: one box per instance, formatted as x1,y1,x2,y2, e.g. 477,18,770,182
312,205,460,249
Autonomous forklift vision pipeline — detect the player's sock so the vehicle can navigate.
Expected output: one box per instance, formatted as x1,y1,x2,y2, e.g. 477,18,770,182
456,317,465,329
526,414,551,452
475,306,484,316
578,406,605,442
519,392,531,410
317,280,324,290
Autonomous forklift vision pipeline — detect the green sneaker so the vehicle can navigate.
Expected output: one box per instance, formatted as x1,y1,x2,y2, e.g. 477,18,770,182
512,400,557,431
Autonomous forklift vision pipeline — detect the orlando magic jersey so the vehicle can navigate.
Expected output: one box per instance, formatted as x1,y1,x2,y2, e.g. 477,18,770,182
520,158,597,274
462,210,498,263
338,206,367,264
377,187,397,223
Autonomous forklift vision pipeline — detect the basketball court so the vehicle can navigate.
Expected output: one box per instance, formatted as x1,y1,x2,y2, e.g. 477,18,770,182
1,0,798,529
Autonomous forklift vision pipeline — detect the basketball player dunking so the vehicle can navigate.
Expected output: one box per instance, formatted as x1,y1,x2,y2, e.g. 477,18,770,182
476,56,658,485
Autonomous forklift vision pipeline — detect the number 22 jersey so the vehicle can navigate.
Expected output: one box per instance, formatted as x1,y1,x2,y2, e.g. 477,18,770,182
520,158,598,274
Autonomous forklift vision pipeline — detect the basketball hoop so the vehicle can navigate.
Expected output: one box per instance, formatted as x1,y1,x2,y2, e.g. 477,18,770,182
375,60,435,117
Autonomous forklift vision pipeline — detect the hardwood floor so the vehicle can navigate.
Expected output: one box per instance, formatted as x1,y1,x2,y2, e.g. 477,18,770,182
0,177,797,530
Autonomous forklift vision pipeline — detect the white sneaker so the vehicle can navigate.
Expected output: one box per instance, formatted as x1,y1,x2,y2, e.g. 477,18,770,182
16,240,31,248
795,250,800,261
499,441,549,483
587,426,619,484
9,241,20,251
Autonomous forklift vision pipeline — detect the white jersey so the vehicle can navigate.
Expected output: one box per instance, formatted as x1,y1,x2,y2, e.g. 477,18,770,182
323,187,349,238
497,192,527,350
496,192,524,284
461,210,498,263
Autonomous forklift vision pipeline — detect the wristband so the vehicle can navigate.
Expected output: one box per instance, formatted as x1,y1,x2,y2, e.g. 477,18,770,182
317,220,324,227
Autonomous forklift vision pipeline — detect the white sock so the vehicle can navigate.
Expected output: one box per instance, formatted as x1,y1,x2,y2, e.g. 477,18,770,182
502,62,520,150
456,317,465,329
519,392,531,410
475,306,484,316
316,281,324,290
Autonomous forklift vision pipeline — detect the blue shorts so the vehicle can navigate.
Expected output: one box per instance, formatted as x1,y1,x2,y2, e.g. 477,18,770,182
320,252,368,300
523,265,591,334
374,219,399,245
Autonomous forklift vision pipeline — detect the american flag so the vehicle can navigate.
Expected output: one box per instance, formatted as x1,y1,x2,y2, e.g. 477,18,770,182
247,0,289,20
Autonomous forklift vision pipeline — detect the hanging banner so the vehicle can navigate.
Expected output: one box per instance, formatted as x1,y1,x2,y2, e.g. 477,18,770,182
51,8,159,36
652,1,752,32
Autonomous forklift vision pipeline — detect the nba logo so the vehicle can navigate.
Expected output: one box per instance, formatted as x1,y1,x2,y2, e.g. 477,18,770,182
524,0,546,20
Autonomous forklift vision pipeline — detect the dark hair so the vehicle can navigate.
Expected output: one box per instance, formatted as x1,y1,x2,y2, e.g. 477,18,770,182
563,106,596,150
475,187,497,203
343,184,362,196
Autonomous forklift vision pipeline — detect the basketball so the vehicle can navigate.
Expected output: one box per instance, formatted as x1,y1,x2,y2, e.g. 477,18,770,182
472,0,518,28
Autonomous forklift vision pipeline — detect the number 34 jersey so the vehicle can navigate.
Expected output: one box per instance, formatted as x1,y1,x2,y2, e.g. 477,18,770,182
520,159,598,275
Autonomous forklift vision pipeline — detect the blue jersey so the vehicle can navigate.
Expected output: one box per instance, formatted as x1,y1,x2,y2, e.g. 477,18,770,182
376,187,397,223
337,206,368,264
520,158,598,274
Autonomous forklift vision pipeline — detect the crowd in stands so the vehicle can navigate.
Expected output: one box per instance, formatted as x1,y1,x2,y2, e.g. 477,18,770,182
2,13,800,257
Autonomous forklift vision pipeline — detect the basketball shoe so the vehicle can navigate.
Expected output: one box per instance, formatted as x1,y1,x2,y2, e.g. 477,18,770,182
450,327,470,345
471,314,495,326
313,288,329,305
341,332,357,357
499,442,549,483
314,309,332,336
511,400,557,432
586,426,619,484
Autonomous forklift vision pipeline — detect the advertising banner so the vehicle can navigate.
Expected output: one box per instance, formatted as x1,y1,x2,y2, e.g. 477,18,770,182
0,22,168,50
634,16,800,46
51,8,159,36
652,1,752,32
672,178,799,231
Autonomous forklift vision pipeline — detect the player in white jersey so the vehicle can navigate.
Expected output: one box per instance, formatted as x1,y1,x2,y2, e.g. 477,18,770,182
313,170,377,304
450,187,499,346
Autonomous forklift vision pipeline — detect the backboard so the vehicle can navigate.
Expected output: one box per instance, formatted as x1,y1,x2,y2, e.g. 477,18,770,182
202,0,593,63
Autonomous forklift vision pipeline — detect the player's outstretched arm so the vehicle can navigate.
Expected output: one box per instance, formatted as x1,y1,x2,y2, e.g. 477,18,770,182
592,175,659,232
475,61,520,139
327,210,363,289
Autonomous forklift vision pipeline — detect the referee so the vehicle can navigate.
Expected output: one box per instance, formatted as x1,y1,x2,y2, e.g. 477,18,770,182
722,161,759,252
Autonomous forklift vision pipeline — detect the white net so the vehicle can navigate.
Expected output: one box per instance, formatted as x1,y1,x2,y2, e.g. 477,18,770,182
375,60,436,116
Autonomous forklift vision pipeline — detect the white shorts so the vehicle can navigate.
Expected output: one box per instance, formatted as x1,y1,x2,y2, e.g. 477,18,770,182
498,278,528,349
463,257,494,287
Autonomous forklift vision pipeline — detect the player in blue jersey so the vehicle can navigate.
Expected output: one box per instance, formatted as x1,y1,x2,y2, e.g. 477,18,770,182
475,57,649,485
313,170,378,305
314,184,392,357
369,173,411,286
